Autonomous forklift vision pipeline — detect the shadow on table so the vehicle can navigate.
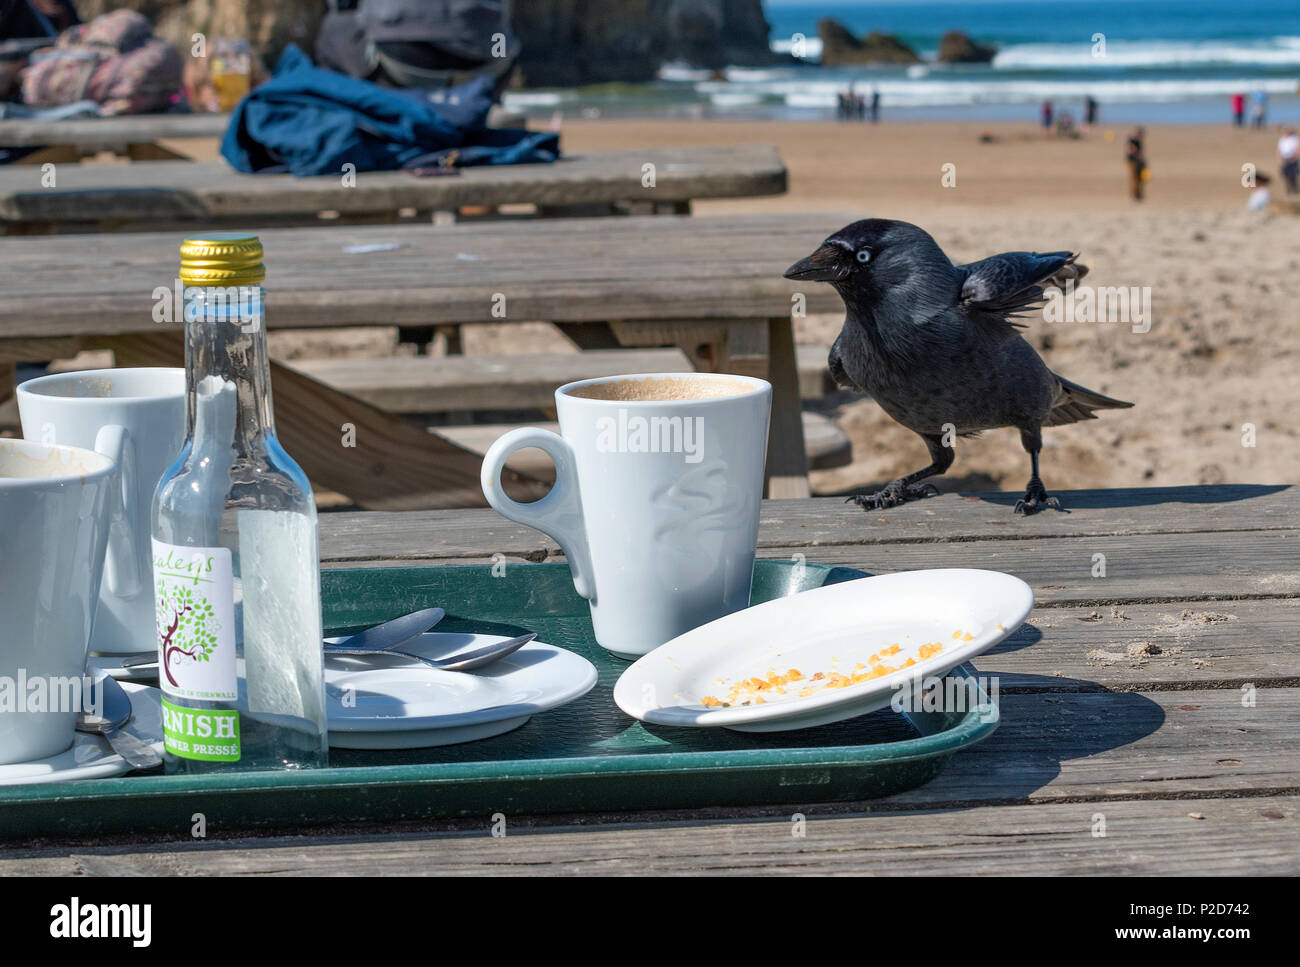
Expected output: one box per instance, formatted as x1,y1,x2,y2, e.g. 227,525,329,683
875,671,1165,807
978,483,1288,511
984,621,1042,655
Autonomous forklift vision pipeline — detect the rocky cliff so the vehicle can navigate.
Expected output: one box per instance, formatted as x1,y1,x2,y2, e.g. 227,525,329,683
817,19,920,66
937,30,997,64
73,0,775,87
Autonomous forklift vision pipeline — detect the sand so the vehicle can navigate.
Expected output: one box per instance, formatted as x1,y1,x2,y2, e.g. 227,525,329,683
85,119,1300,493
552,119,1300,494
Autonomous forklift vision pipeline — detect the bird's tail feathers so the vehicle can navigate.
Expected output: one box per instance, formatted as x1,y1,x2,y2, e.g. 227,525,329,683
1046,374,1133,426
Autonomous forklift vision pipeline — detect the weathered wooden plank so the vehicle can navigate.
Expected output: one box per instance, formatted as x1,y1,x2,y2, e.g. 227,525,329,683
0,113,231,148
882,686,1299,808
438,411,850,477
108,333,547,511
1,795,1293,875
322,533,1300,608
764,315,810,499
291,344,833,412
0,214,847,337
315,489,1300,563
757,530,1300,605
0,108,525,151
975,599,1300,689
0,146,786,226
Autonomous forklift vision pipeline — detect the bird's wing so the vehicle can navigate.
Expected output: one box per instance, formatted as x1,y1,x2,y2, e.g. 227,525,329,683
828,333,869,396
1044,374,1134,426
958,251,1089,319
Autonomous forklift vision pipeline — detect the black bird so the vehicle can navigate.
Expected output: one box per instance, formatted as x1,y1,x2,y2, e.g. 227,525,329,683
785,218,1133,514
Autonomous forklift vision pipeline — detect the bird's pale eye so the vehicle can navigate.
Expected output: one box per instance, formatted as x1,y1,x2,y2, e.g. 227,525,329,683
856,248,872,263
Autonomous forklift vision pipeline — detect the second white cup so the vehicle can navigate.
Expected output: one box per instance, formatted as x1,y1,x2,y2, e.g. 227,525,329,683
17,367,186,655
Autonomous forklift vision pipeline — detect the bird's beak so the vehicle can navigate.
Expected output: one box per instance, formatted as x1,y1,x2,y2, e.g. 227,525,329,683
784,243,848,282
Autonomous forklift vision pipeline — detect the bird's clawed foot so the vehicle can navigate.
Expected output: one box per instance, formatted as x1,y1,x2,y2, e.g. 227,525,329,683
1014,477,1062,515
846,480,940,511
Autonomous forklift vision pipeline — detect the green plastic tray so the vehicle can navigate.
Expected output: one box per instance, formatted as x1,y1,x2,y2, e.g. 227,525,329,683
0,561,998,838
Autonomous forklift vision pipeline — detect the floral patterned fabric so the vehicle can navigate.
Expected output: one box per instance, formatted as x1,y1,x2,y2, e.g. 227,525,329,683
21,9,180,115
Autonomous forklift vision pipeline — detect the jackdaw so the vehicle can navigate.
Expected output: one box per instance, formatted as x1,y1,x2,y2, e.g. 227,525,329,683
785,218,1133,514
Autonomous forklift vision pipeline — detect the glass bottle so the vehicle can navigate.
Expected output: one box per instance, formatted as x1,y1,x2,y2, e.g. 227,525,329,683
151,234,327,773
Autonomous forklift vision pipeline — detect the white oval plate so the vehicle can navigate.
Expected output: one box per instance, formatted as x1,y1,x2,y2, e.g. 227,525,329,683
324,632,597,749
0,682,162,785
614,569,1033,732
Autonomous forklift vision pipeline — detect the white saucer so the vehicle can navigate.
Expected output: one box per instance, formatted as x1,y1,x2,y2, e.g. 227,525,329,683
324,632,597,749
88,652,159,683
614,568,1033,732
0,681,163,786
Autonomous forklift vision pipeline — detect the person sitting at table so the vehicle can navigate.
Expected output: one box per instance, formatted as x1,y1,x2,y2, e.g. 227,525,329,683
315,0,518,96
0,0,78,100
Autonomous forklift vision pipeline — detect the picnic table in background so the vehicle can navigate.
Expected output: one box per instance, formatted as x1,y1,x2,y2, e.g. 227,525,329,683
0,144,787,233
0,107,526,165
0,213,847,505
1,485,1295,873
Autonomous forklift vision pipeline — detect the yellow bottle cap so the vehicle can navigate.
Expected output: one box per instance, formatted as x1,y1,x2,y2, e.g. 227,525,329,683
179,233,265,286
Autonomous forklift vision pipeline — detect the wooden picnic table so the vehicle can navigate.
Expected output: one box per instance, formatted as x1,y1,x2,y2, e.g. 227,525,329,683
0,144,786,233
1,484,1295,874
0,108,526,162
0,213,845,504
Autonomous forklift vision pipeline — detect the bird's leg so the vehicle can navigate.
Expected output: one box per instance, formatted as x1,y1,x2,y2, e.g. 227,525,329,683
1014,444,1063,515
848,433,952,510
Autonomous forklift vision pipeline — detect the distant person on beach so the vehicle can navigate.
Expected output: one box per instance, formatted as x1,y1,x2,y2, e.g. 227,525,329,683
870,88,880,123
1279,128,1300,194
1248,172,1272,211
1125,126,1147,202
838,83,858,120
1251,89,1268,129
1084,95,1098,127
1231,92,1245,127
1040,100,1053,132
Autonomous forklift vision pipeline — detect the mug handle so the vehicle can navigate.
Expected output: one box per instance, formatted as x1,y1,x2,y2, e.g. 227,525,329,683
480,427,596,602
93,424,142,598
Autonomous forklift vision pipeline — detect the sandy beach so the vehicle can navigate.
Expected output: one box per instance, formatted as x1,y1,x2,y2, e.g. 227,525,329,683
96,118,1300,495
495,119,1300,495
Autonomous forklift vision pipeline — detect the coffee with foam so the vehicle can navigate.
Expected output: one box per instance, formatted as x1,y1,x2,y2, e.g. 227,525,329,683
566,375,758,402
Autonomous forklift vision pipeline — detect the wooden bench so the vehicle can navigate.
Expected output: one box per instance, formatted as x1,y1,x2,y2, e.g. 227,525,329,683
0,213,849,508
290,346,837,413
438,412,851,478
0,107,526,163
0,144,787,233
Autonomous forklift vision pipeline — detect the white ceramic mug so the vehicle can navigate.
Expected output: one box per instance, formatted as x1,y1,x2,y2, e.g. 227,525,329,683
17,368,186,655
481,373,772,659
0,435,124,763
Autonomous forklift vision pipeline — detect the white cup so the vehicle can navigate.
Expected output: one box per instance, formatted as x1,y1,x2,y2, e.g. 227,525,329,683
17,368,186,655
481,373,772,659
0,435,124,763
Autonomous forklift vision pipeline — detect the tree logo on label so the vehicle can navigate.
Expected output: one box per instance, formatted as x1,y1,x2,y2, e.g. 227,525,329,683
156,583,219,687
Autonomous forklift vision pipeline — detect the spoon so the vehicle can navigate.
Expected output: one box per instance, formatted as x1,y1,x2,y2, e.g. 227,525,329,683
324,607,446,652
326,632,537,672
122,606,448,668
76,675,162,770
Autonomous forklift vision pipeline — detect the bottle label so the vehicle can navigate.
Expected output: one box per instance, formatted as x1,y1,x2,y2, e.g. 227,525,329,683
160,698,241,762
152,541,238,703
